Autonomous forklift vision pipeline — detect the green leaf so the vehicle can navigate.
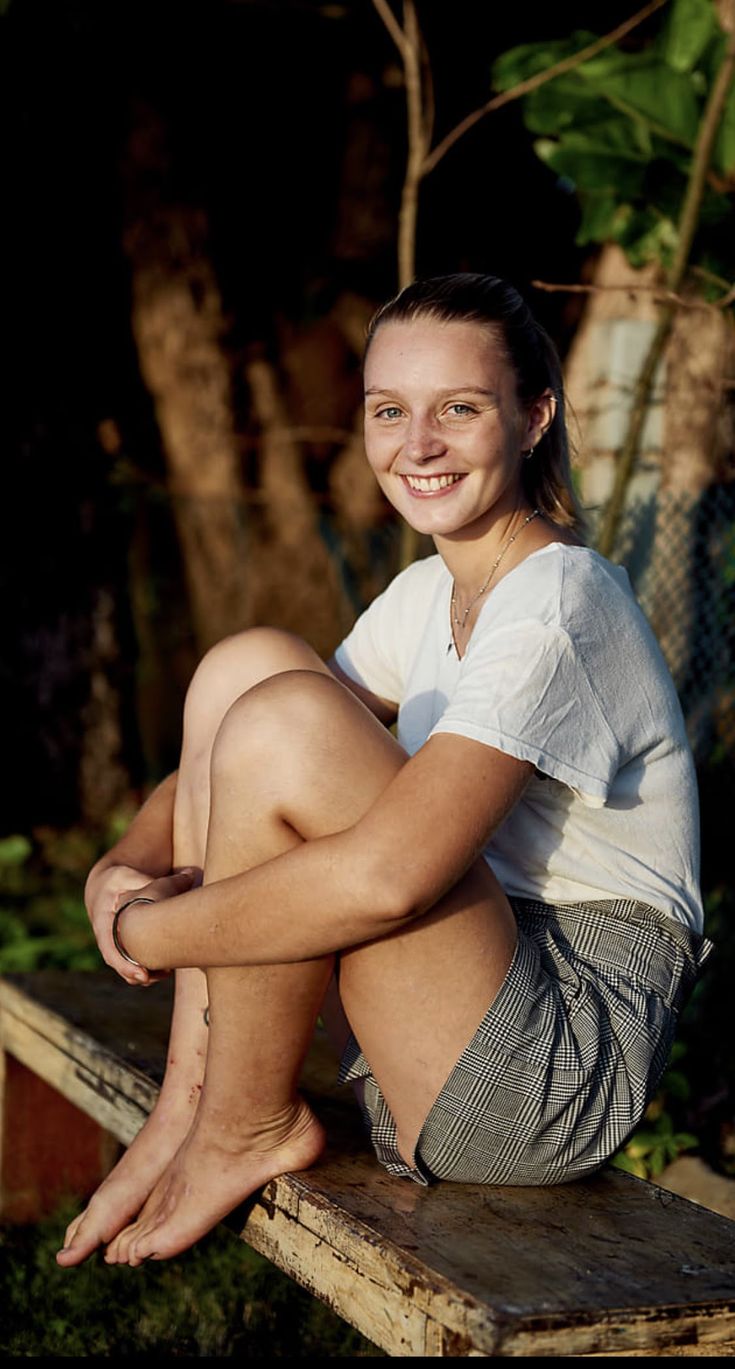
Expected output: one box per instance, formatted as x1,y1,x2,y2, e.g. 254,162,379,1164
538,141,646,195
581,54,702,147
646,1145,666,1176
673,1131,700,1152
626,1130,661,1158
563,120,656,162
575,191,624,246
611,1151,648,1179
0,834,32,867
663,0,718,73
0,832,32,865
524,77,608,136
491,33,599,92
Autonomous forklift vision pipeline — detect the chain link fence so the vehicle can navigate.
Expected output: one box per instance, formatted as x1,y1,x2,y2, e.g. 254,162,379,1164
588,481,735,769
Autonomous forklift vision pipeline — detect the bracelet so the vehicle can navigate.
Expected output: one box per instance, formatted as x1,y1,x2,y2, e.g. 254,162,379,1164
112,897,156,970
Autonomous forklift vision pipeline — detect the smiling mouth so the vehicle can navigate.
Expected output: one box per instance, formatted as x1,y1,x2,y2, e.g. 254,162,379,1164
402,473,465,494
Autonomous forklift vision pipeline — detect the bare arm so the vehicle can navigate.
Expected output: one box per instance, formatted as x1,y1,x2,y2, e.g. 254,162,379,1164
85,772,193,983
117,736,533,971
327,655,398,727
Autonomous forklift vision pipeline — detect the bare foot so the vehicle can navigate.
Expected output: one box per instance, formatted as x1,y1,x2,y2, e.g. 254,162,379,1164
104,1096,326,1267
56,1080,204,1268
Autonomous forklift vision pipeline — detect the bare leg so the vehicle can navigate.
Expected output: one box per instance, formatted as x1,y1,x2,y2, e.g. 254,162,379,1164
105,671,516,1266
57,630,334,1267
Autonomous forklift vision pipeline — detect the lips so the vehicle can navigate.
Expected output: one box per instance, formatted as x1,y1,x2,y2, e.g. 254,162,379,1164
402,473,465,494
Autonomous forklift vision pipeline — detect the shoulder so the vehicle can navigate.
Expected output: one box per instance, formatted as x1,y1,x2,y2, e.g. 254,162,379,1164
489,543,639,631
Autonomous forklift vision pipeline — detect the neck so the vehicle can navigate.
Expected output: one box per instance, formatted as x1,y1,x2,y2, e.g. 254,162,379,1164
435,502,536,598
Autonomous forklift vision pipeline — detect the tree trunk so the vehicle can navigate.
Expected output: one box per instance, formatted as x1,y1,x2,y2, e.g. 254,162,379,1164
564,244,665,518
122,104,251,658
244,354,349,658
564,243,735,757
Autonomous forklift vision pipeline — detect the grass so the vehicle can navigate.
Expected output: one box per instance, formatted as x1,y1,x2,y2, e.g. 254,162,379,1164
0,1197,384,1357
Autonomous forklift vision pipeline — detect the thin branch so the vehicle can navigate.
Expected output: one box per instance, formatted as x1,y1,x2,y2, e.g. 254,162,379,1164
531,278,735,311
370,0,409,61
667,35,735,293
398,0,427,288
422,0,669,177
716,282,735,308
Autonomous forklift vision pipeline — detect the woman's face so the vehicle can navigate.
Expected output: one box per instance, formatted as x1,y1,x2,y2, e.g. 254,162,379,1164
363,318,552,542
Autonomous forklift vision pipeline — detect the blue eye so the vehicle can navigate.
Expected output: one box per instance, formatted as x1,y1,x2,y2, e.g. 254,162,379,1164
377,406,402,420
448,403,474,416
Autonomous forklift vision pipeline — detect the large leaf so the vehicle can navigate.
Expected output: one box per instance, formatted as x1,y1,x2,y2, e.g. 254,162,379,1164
490,32,599,92
536,140,647,196
555,119,656,162
523,76,609,135
579,51,702,146
663,0,718,73
575,191,625,245
614,206,679,268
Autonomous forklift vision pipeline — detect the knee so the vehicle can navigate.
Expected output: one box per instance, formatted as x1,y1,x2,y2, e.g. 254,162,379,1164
210,670,342,777
182,628,322,755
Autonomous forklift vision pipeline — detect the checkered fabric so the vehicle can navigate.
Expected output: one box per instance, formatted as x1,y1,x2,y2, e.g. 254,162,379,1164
337,898,713,1187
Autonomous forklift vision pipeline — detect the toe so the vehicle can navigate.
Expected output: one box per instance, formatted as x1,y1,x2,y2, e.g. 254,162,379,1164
56,1211,101,1266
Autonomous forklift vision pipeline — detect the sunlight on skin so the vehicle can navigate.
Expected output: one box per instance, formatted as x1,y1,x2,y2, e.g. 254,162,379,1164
103,1099,326,1266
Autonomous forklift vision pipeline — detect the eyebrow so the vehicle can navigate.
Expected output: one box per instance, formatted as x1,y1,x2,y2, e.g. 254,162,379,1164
364,385,498,398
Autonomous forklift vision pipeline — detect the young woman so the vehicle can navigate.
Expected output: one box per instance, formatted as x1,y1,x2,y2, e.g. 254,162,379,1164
57,273,711,1270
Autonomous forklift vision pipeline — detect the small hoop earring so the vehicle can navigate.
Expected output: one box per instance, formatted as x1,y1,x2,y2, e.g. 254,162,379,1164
524,445,535,461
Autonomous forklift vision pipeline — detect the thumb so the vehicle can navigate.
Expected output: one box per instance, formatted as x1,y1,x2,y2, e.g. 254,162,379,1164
171,866,203,890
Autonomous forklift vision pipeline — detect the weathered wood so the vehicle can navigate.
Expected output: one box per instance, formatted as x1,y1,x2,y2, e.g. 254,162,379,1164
1,970,735,1358
0,1052,119,1222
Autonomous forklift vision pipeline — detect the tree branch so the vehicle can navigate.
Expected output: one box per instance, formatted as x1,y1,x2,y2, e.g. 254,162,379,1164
370,0,409,62
531,278,735,312
422,0,669,177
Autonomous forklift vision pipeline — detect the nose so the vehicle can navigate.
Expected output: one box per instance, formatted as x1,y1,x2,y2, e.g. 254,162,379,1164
403,413,446,463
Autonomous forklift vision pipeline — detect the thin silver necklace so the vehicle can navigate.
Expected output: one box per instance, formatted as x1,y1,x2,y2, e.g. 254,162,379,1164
450,508,541,632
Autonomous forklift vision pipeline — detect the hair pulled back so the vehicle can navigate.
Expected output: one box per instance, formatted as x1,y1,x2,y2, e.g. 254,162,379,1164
365,273,585,538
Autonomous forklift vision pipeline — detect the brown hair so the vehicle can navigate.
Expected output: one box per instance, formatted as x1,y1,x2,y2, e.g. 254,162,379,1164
365,273,586,538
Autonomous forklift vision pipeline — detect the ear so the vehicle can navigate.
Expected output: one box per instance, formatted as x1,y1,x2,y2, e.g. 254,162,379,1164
522,388,556,451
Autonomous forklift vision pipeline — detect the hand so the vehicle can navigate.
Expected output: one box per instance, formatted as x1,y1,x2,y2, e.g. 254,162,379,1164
86,864,202,985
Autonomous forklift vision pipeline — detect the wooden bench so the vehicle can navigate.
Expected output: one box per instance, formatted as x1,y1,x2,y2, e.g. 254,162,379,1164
2,969,735,1357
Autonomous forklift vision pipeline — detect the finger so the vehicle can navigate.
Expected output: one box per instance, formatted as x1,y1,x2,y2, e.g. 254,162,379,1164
113,869,196,911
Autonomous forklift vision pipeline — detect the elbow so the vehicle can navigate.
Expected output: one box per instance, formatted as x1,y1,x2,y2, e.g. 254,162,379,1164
351,846,427,929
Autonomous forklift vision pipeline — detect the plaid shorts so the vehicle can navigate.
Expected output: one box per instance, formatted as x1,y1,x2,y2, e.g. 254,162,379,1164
337,898,713,1187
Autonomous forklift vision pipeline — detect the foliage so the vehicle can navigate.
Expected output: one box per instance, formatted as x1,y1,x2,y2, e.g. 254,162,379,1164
612,827,735,1182
0,1199,382,1357
0,824,103,973
611,1042,700,1180
491,0,735,278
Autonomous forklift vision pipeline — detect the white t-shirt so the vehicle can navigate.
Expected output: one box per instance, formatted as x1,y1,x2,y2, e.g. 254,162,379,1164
334,544,703,933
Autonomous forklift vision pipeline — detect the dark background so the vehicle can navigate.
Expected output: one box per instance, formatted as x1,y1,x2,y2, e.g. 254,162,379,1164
0,0,673,829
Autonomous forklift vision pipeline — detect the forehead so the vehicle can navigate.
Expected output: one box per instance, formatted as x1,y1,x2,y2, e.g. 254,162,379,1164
364,318,513,390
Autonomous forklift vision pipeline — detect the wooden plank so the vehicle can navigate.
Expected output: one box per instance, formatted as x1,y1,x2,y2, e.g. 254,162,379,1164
236,1159,735,1357
2,971,735,1358
0,1052,119,1221
0,1010,152,1145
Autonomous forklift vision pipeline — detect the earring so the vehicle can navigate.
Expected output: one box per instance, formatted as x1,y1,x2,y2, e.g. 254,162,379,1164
524,445,535,460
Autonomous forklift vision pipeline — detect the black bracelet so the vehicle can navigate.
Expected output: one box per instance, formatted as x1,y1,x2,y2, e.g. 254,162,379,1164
112,897,155,970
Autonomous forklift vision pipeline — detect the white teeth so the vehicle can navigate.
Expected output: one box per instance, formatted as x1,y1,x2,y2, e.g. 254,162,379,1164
405,473,462,491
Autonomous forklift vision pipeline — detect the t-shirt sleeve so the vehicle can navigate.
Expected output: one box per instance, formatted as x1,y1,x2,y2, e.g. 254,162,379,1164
430,618,621,806
332,579,407,705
